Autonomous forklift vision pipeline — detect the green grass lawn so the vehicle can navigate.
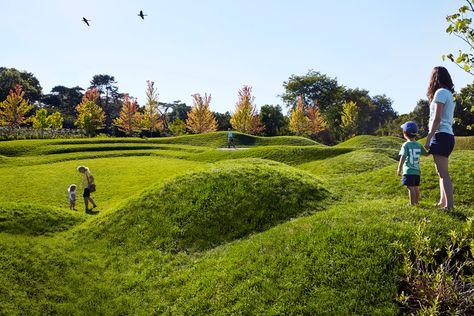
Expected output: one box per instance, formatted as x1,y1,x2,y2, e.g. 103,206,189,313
0,134,473,314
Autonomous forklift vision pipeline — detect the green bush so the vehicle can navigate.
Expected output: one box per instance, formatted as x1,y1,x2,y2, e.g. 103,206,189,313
395,218,474,315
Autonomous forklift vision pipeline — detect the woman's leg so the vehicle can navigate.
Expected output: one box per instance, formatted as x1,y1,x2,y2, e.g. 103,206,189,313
87,197,97,208
433,155,454,209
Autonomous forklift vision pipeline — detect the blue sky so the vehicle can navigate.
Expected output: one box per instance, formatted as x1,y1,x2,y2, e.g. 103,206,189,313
2,0,473,114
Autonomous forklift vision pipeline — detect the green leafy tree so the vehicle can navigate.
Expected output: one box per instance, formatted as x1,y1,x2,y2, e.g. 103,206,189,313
89,74,122,131
113,94,142,136
444,1,474,126
75,88,105,137
260,104,287,136
42,86,83,128
342,88,375,134
0,67,42,103
186,93,218,134
169,118,187,135
454,83,474,135
369,95,397,133
281,69,344,138
230,85,264,135
32,108,49,129
213,111,232,130
0,84,32,129
169,102,192,123
141,81,162,136
289,96,310,136
46,112,63,129
410,99,430,136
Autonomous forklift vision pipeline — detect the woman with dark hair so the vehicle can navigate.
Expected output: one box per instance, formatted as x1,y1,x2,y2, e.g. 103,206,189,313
424,66,456,210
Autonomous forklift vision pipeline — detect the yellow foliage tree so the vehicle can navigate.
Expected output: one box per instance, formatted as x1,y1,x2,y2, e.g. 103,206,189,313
289,95,310,135
341,100,359,138
0,84,32,129
230,85,263,135
113,94,142,136
141,80,162,136
75,88,105,137
186,93,217,134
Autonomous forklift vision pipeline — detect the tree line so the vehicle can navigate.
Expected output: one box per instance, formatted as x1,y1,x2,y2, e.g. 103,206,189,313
0,67,472,143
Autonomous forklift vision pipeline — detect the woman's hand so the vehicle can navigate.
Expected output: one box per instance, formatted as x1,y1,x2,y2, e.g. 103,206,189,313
424,134,433,151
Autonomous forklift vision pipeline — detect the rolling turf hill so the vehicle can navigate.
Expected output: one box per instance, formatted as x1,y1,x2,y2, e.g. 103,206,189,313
0,133,473,314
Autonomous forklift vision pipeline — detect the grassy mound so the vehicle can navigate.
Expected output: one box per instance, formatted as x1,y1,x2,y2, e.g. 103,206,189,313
331,150,474,207
191,146,352,165
454,136,474,150
299,149,397,176
0,203,84,235
96,159,330,252
336,135,404,149
152,131,319,147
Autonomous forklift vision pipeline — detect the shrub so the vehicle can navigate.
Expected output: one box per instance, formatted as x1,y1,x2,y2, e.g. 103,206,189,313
395,218,474,315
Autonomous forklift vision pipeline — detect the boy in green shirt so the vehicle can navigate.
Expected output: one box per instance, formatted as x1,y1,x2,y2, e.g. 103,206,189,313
397,121,428,206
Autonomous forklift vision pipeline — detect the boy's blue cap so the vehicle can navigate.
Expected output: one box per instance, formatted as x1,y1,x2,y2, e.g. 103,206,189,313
401,121,418,133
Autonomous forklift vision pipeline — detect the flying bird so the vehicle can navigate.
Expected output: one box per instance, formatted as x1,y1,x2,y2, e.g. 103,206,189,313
82,17,91,26
138,10,147,20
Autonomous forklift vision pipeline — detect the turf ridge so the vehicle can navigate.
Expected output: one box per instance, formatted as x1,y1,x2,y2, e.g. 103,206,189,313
87,158,330,252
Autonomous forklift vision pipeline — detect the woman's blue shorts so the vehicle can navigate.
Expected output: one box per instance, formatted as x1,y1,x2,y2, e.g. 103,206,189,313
429,132,455,157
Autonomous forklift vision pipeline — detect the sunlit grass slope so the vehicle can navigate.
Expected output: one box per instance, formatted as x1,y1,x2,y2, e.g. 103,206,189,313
0,203,84,235
335,135,404,149
0,134,473,314
0,156,207,211
88,159,330,252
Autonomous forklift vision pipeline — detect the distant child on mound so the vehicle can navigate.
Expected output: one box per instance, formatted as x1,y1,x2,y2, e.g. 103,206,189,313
68,184,77,210
397,121,428,206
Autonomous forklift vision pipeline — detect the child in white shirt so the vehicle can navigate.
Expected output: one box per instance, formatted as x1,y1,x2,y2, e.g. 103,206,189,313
68,184,77,210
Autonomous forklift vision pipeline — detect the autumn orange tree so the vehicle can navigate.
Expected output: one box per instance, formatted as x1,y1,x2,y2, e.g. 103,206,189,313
113,94,142,136
306,99,327,135
0,84,32,129
186,93,217,133
230,85,263,134
141,80,162,136
75,88,105,137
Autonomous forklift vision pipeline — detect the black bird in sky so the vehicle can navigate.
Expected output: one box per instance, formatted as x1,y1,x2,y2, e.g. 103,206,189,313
82,17,91,26
138,10,147,20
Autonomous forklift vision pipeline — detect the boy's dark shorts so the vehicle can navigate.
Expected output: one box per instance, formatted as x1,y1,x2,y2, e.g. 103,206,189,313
83,188,90,198
428,132,455,157
402,175,420,187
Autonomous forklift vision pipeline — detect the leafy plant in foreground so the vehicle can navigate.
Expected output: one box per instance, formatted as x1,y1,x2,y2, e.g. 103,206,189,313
395,218,474,315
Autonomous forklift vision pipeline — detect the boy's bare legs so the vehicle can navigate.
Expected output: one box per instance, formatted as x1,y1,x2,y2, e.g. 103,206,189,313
433,155,453,209
407,186,416,205
414,186,420,204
